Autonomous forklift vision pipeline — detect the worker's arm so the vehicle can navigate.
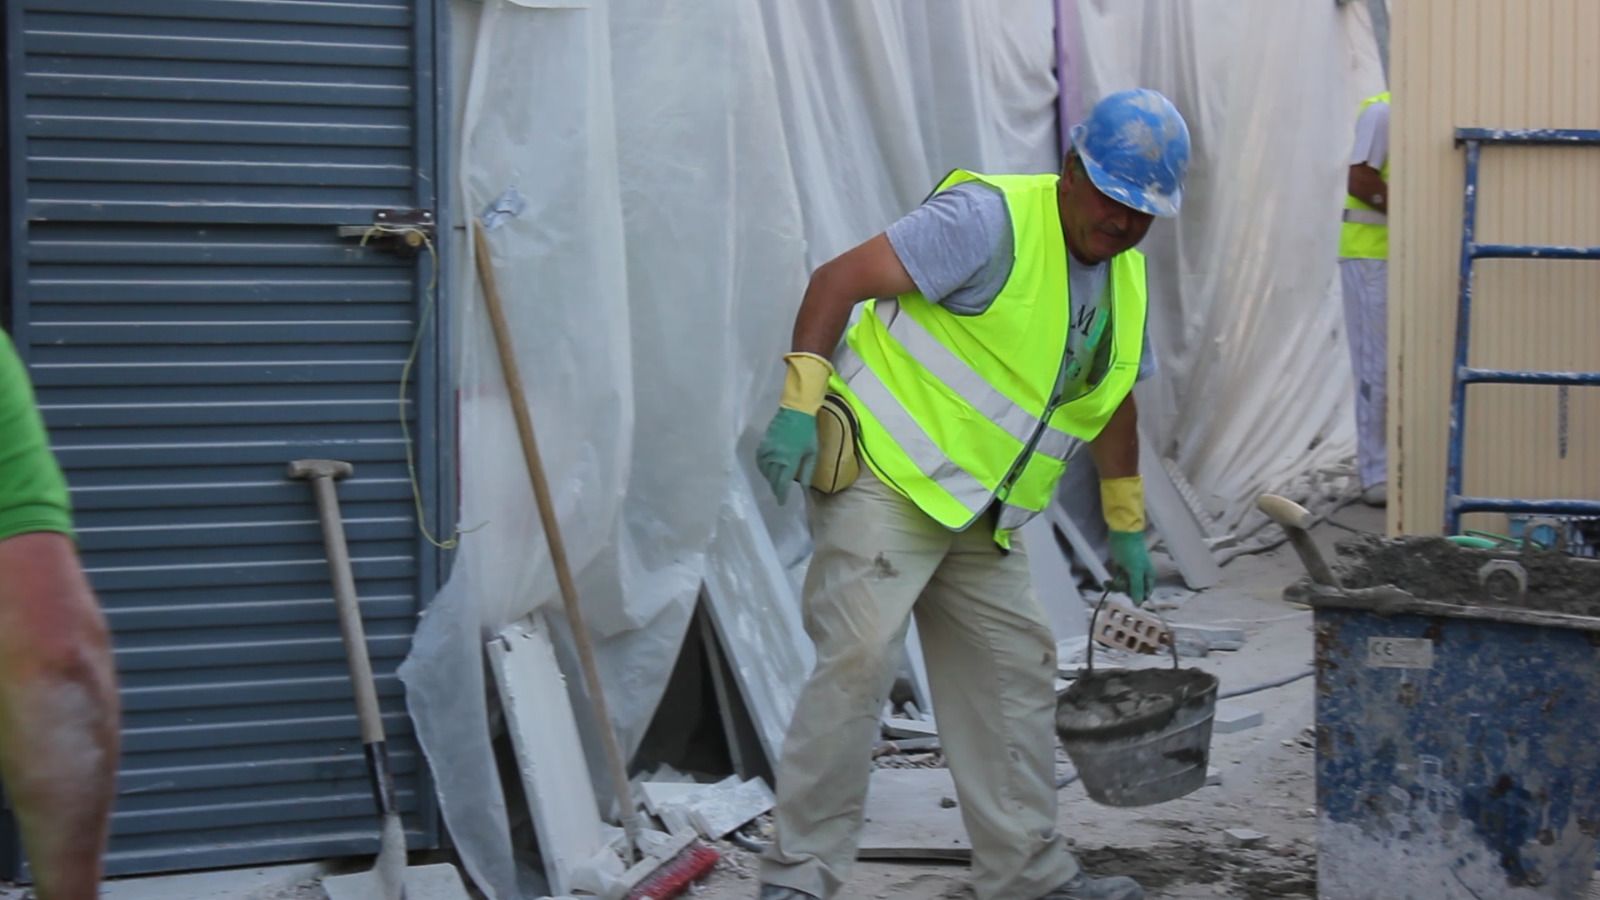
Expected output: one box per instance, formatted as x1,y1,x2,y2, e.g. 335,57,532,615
0,332,119,899
1088,393,1139,479
791,233,917,356
1088,395,1156,603
0,532,120,900
1347,164,1388,214
757,234,918,502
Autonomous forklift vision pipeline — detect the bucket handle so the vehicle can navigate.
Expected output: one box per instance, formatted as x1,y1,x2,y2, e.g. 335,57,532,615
1084,589,1181,673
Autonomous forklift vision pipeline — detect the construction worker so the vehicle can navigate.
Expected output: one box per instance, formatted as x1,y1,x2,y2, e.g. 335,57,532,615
753,89,1189,900
0,331,120,899
1338,90,1390,506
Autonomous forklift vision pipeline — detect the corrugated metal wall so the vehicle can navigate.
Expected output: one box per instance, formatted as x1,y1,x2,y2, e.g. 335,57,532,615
1390,0,1600,535
3,0,448,876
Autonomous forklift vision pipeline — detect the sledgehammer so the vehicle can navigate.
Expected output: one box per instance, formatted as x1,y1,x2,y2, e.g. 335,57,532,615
288,459,475,900
1256,493,1342,588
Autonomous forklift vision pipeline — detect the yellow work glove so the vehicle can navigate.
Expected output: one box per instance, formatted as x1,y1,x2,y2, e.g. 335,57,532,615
1101,476,1154,604
756,353,834,503
779,352,833,415
1100,475,1146,533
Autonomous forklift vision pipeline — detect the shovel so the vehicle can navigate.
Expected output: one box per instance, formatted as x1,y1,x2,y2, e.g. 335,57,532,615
289,459,472,900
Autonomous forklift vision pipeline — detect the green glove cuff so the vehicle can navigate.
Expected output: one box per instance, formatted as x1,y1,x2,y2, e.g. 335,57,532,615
1107,529,1147,554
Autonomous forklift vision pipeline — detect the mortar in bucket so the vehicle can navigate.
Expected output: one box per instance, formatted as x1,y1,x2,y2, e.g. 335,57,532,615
1056,594,1219,807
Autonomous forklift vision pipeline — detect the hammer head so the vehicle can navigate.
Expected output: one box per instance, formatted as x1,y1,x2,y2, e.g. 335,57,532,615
286,458,354,481
1257,493,1312,531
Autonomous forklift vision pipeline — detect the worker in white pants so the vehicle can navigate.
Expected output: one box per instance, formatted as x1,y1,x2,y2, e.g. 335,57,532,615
1338,257,1387,500
752,90,1194,900
1338,90,1390,506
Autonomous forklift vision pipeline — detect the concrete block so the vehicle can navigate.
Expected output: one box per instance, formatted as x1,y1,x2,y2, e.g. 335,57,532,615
1206,766,1222,787
489,616,610,896
1171,623,1246,652
877,736,940,754
882,717,939,739
1091,602,1171,655
684,776,775,839
1224,827,1267,848
639,779,725,817
658,805,694,835
859,769,970,861
1213,703,1264,734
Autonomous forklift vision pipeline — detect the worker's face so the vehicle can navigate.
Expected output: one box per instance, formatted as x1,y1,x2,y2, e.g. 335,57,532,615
1058,155,1154,265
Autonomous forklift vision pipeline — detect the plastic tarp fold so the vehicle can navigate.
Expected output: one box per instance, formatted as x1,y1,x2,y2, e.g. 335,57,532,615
400,2,1058,897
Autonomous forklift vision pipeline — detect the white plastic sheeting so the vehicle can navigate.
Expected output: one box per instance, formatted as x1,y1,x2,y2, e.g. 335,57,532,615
399,2,1058,897
1065,0,1386,539
399,2,1385,896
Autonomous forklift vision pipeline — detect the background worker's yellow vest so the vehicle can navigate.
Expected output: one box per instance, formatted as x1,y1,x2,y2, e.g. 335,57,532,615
830,169,1147,548
1339,91,1390,260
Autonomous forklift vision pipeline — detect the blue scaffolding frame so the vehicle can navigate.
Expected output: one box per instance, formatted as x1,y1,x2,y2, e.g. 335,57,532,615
1445,127,1600,534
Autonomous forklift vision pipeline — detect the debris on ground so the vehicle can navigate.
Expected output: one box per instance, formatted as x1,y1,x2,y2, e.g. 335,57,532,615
1212,703,1264,734
675,509,1372,898
1223,828,1268,848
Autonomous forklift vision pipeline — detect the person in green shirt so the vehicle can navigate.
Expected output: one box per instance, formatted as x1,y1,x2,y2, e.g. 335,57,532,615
0,330,120,900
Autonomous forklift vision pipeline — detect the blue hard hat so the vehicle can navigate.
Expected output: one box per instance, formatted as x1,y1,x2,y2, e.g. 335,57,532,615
1070,89,1191,218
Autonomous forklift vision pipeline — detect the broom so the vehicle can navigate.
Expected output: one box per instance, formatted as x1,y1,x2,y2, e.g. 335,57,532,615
623,842,722,899
474,221,720,899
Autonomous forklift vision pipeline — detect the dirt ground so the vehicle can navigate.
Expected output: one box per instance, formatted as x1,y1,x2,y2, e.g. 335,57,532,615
692,504,1385,900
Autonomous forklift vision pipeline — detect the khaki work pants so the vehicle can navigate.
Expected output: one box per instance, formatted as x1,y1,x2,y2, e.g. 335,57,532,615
761,469,1078,900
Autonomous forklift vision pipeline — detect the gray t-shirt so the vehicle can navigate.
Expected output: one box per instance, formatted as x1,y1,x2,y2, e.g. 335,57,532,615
884,182,1157,385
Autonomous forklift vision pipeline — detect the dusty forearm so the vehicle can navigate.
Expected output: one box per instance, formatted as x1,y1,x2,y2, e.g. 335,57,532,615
1089,395,1139,479
789,233,916,358
791,261,870,357
0,534,120,900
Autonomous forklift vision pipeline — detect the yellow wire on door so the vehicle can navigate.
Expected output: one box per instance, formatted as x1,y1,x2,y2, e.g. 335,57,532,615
360,223,481,551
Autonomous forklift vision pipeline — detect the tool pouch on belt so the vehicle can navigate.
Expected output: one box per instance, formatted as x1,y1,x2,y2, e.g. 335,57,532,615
810,393,860,494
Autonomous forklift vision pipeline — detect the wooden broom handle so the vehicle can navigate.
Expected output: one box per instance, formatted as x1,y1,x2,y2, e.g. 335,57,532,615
472,223,642,855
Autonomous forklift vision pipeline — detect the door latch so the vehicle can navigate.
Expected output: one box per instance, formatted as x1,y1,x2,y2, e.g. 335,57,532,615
337,209,436,256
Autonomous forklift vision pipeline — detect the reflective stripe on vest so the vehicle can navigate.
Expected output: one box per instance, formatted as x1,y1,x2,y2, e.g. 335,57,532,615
1341,207,1387,226
1340,91,1390,260
836,299,1080,464
830,169,1148,544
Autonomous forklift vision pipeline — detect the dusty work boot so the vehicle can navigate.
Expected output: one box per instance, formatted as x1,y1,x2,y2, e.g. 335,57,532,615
1039,871,1146,900
1361,482,1387,507
758,886,818,900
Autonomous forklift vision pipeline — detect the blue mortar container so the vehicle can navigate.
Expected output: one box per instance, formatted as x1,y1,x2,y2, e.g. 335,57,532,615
1306,539,1600,899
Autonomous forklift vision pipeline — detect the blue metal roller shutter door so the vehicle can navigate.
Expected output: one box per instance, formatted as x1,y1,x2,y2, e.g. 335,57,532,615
4,0,446,876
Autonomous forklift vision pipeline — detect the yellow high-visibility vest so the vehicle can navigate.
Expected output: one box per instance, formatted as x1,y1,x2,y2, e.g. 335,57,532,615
1340,91,1391,260
830,169,1147,548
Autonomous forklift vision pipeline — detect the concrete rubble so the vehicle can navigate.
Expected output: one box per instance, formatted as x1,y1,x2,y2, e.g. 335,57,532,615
640,774,775,841
1223,828,1269,849
1213,703,1266,735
